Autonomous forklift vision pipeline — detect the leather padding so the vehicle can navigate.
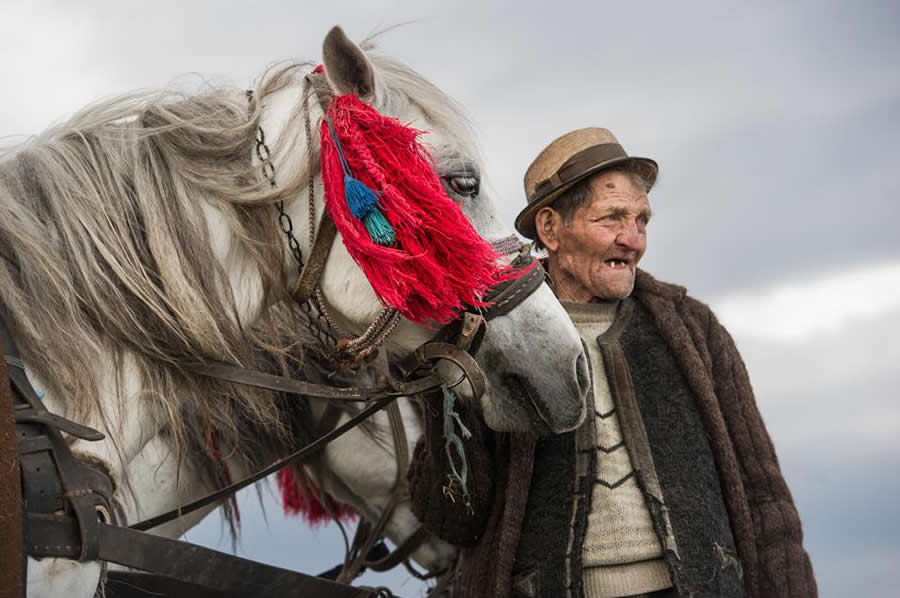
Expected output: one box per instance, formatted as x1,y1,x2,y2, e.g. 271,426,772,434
0,356,25,598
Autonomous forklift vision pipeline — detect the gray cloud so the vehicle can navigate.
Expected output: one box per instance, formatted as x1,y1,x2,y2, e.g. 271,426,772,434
722,302,900,597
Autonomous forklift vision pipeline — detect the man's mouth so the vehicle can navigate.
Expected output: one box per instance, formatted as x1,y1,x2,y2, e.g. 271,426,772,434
604,258,632,270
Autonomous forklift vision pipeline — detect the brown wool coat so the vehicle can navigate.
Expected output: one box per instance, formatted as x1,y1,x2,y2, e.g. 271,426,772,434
409,270,817,598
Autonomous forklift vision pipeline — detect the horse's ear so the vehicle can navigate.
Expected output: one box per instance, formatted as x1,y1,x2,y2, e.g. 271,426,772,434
322,26,380,103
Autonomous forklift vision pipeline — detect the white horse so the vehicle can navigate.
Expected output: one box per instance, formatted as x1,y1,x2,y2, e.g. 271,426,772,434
2,26,588,598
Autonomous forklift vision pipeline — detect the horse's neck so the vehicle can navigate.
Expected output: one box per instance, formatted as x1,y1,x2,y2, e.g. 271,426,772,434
29,348,159,475
118,434,218,537
200,200,267,326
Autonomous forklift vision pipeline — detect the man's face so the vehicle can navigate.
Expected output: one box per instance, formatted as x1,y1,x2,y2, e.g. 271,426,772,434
541,171,651,301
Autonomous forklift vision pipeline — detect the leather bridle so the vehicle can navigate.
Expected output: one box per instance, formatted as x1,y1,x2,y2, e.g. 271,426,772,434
3,69,548,598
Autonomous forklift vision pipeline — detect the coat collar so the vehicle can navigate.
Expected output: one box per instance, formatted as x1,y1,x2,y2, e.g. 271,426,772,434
634,269,687,301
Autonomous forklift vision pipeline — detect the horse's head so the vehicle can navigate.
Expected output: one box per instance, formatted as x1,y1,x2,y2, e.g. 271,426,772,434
265,27,589,435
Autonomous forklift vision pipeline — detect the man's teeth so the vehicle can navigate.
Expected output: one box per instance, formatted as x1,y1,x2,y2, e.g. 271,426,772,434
607,259,628,267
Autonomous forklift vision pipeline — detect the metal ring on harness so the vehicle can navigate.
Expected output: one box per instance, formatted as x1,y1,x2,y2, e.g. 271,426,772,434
396,342,486,401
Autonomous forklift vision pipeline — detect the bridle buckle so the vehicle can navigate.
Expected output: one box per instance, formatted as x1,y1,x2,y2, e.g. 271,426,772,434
454,312,485,352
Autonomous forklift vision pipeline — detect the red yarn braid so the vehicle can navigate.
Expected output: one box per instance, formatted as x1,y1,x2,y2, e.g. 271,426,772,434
276,466,357,526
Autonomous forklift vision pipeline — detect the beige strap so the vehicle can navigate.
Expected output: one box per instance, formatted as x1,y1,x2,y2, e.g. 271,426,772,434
291,213,337,303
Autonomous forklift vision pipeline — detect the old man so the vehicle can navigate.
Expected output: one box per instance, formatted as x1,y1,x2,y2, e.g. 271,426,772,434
409,127,817,598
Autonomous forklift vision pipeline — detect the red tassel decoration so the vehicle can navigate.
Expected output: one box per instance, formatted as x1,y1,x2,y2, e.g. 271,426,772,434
276,466,357,526
320,94,505,324
206,427,240,525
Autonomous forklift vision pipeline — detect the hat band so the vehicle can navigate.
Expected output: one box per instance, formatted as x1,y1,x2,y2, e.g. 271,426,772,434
532,142,626,200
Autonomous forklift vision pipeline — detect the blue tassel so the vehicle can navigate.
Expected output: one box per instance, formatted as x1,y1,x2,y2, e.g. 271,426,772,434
326,114,396,246
363,210,396,246
344,175,379,220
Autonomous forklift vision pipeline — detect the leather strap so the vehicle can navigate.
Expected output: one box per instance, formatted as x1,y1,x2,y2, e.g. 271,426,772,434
28,518,376,598
130,395,398,532
14,409,104,441
139,337,487,535
307,70,335,111
187,361,443,402
291,213,337,303
364,526,430,573
480,258,545,321
0,354,24,598
105,571,245,598
3,316,114,565
396,343,486,401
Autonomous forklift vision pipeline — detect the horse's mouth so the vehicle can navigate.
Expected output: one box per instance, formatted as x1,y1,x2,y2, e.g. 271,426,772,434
504,375,554,437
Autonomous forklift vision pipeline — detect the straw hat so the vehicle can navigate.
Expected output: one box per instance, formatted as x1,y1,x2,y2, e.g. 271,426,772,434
516,127,658,239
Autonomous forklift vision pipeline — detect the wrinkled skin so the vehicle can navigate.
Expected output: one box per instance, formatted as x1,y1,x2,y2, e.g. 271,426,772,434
536,171,651,302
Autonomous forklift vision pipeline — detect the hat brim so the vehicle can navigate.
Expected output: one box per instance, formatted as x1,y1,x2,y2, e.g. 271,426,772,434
514,156,658,240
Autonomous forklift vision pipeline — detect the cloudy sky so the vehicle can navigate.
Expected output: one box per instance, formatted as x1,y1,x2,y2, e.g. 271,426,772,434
3,1,898,596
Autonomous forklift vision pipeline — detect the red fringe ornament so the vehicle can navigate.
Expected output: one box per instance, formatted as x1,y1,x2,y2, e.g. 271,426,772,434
276,466,357,526
206,427,240,525
320,93,504,324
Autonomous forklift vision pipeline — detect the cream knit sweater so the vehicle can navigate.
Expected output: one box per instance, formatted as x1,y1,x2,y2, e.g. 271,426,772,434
565,302,672,598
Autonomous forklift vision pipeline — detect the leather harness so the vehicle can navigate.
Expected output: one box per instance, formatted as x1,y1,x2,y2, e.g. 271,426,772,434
2,70,548,598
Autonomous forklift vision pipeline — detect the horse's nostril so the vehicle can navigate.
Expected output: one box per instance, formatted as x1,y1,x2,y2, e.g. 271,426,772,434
575,350,590,397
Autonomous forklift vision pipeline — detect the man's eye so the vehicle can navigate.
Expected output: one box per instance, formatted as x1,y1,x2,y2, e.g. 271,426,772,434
446,175,479,198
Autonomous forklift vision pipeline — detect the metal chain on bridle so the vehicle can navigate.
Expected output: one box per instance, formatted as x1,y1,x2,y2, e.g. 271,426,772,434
257,123,308,270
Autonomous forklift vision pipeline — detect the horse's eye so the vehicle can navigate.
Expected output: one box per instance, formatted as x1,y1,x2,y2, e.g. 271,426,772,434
446,175,479,198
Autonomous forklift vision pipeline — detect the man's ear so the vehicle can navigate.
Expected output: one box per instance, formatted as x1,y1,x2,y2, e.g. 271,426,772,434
535,207,560,252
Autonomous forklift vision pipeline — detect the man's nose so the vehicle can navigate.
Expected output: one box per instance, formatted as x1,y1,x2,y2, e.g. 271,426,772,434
615,223,643,250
